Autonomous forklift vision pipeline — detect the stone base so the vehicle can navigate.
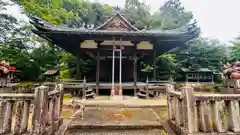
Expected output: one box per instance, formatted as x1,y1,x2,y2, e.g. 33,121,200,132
132,96,139,99
110,95,123,100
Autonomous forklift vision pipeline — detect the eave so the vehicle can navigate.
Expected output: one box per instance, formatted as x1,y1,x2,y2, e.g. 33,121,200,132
30,16,200,55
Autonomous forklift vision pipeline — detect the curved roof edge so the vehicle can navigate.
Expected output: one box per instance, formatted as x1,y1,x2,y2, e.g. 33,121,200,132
30,16,200,38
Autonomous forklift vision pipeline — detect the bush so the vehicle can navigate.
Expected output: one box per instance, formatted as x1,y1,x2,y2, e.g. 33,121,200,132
213,84,221,93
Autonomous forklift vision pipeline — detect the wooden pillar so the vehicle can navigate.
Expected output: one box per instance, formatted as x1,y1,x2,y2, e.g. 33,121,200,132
153,44,156,80
96,42,100,96
146,77,149,98
76,53,81,80
133,44,137,97
197,72,200,83
185,74,188,83
212,73,214,83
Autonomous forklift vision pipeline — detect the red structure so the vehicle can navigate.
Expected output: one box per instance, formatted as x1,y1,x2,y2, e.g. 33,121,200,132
0,61,17,87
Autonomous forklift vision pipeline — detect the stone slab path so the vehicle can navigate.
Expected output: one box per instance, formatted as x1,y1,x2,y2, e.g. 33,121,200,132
64,107,165,135
69,108,161,128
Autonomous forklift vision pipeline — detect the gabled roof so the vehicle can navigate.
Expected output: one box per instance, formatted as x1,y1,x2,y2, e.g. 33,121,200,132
44,69,59,76
96,12,139,31
181,68,213,73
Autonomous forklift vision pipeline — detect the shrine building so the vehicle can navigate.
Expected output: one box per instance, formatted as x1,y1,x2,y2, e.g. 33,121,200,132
30,12,199,96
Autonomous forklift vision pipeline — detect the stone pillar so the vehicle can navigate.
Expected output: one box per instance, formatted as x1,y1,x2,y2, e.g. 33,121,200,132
228,100,240,132
57,84,64,121
3,101,12,133
0,101,6,133
21,100,30,133
48,98,55,125
181,86,197,133
13,101,24,134
31,86,48,134
212,101,226,132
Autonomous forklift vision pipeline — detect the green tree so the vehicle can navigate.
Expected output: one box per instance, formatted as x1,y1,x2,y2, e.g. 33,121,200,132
229,37,240,62
176,38,228,73
123,0,151,29
0,1,18,42
157,0,193,29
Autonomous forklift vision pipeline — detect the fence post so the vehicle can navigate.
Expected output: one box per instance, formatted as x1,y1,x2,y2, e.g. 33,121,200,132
57,84,64,126
31,86,49,134
166,84,174,120
181,86,196,133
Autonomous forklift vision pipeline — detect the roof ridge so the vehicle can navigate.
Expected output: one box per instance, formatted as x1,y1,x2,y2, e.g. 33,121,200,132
96,12,139,31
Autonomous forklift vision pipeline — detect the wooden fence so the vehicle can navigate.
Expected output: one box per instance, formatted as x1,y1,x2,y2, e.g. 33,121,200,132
0,84,63,135
167,84,240,135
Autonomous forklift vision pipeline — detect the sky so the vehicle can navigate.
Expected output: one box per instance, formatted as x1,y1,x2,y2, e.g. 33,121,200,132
4,0,240,44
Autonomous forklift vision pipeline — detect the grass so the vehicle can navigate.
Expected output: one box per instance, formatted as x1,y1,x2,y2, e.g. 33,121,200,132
20,81,33,85
160,130,168,135
63,94,72,103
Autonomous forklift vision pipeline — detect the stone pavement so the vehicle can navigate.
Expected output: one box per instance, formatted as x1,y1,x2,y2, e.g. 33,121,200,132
64,107,166,135
68,108,161,128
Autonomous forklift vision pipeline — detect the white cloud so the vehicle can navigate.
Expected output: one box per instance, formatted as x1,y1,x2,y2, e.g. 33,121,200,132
4,0,240,44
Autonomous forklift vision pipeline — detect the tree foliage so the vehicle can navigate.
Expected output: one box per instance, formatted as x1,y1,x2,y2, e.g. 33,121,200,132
176,38,228,73
229,37,240,62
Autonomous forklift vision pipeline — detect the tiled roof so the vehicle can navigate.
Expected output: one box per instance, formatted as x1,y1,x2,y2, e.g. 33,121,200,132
181,68,212,72
44,69,59,75
30,15,200,38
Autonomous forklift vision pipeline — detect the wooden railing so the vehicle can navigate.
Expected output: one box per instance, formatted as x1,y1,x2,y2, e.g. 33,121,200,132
0,84,63,135
167,84,240,135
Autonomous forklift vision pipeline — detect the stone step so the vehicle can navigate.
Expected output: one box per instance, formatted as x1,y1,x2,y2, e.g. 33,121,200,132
137,92,147,98
138,89,146,93
68,122,162,130
85,93,95,97
85,89,94,93
66,129,165,135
